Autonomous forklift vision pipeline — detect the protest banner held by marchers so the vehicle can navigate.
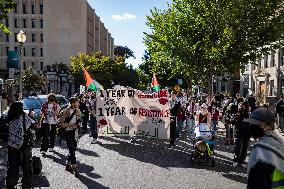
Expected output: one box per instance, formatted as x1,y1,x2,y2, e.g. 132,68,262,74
96,87,170,139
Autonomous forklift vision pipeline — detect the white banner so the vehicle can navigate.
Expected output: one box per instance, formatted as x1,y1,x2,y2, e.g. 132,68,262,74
96,88,170,139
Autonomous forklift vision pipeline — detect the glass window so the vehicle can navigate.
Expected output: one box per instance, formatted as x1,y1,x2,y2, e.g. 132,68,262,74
14,33,17,42
40,19,43,28
32,33,35,42
14,4,17,13
40,5,43,14
31,62,35,68
5,19,9,27
31,4,35,14
6,47,9,56
270,80,274,96
23,4,27,14
40,48,43,56
32,48,36,56
31,19,35,28
40,62,43,70
23,48,26,56
6,34,9,42
40,34,43,42
23,62,26,70
23,19,26,28
264,55,268,68
14,19,18,28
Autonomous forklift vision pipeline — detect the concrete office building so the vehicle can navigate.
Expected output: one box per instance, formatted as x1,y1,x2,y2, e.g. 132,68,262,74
0,0,114,95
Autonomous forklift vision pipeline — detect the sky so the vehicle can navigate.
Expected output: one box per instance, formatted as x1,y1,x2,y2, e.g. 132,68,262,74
87,0,169,67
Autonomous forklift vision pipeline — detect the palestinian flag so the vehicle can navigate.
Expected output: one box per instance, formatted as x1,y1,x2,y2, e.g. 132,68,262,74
151,73,160,92
83,69,97,92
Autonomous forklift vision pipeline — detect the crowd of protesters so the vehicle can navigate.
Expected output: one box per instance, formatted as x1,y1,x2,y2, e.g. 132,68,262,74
4,89,284,189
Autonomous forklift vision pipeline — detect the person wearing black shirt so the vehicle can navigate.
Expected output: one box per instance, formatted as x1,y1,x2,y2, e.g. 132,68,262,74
246,108,284,189
79,95,89,133
248,94,257,112
276,95,284,133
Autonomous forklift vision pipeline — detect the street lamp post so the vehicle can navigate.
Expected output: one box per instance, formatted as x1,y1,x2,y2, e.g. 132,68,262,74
17,30,27,100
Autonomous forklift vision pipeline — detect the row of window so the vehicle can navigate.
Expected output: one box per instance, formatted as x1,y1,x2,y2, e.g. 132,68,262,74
251,49,284,70
22,61,44,71
14,4,43,14
5,47,43,57
4,33,43,43
12,18,43,29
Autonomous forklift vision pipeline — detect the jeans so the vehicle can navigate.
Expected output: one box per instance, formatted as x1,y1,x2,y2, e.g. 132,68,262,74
6,146,33,189
234,138,250,164
186,118,195,138
176,120,184,137
170,116,176,145
65,130,77,165
81,115,89,132
40,123,57,152
211,120,218,131
278,115,284,132
89,116,98,139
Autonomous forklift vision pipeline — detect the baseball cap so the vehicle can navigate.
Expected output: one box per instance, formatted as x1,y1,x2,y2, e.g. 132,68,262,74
246,108,275,125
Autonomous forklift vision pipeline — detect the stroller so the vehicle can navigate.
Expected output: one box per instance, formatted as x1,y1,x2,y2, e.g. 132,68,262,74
190,123,215,167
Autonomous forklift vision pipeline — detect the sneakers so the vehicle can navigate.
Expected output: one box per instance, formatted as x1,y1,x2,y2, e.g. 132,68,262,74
72,165,80,177
91,138,97,144
65,164,73,173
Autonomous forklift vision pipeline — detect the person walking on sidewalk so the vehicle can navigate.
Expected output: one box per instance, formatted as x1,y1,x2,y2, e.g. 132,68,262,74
6,102,35,189
247,108,284,189
231,102,251,168
58,97,81,177
88,92,98,144
276,95,284,133
186,99,198,139
40,94,60,154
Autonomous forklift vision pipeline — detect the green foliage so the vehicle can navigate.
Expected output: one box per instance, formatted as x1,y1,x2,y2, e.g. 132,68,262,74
70,51,140,89
114,46,136,59
22,68,47,92
0,0,16,33
144,0,284,88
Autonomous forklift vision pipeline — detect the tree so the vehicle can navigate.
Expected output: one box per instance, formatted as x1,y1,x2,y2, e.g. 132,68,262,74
0,0,16,33
144,0,284,96
70,51,139,90
114,46,136,59
22,68,47,92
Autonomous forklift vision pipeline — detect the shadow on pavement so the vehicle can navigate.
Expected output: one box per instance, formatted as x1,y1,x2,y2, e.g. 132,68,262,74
99,135,247,184
32,174,50,188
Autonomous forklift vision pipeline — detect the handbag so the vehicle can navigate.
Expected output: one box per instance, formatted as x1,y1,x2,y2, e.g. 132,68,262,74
57,110,77,138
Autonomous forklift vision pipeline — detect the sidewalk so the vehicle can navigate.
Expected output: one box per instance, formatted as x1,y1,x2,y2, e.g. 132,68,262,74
0,141,7,188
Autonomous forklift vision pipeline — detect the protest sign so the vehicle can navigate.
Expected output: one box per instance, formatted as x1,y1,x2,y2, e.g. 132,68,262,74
96,88,170,139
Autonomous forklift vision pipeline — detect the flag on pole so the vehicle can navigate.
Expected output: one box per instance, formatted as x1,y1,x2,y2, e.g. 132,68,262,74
83,69,97,92
151,73,160,92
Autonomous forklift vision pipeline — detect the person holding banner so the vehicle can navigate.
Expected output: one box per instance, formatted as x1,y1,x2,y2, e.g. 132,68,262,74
88,92,98,144
169,92,180,147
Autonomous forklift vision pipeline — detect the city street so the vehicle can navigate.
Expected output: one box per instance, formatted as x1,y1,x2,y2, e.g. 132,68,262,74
0,125,248,189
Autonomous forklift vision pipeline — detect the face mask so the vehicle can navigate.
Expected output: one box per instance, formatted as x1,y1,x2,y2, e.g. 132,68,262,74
249,124,265,139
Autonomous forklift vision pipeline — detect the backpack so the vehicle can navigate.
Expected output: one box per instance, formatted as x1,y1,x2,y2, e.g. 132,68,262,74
32,156,42,175
21,114,36,149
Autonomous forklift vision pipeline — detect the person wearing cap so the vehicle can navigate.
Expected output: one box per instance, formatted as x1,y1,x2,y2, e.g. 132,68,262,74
247,108,284,189
58,97,81,177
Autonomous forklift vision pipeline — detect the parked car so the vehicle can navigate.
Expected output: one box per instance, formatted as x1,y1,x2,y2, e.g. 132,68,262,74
37,95,69,110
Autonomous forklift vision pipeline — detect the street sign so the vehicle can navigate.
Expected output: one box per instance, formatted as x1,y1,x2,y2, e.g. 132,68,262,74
7,51,19,68
174,85,181,92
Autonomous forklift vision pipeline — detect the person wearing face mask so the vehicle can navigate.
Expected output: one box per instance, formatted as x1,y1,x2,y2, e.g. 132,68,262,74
246,108,284,189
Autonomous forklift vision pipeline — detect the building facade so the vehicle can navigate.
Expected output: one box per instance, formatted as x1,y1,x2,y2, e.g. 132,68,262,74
0,0,114,96
240,48,284,100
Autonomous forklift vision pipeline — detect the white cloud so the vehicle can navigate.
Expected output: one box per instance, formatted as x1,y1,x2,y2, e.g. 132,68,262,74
112,13,136,21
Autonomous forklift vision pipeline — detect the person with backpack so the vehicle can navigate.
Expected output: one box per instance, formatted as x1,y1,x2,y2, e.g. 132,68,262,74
40,94,60,154
58,97,81,177
246,108,284,189
6,102,35,189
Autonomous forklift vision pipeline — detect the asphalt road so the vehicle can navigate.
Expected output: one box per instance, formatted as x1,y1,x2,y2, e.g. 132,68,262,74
0,125,249,189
